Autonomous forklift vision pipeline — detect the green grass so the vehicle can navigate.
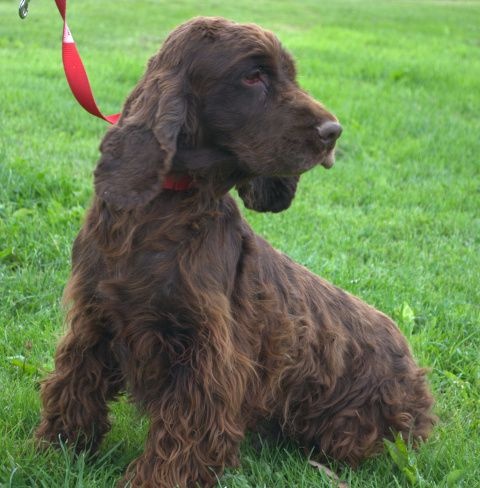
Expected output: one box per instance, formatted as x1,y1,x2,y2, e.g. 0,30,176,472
1,0,479,486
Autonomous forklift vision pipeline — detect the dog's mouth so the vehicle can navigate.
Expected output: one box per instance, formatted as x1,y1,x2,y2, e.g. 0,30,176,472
320,149,335,169
290,147,336,176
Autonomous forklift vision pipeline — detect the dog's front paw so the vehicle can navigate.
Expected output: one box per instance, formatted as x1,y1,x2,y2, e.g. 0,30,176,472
121,454,219,488
35,418,101,454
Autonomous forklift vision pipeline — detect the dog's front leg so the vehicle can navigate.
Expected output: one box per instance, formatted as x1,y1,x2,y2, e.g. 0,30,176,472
36,326,123,453
123,377,245,487
120,329,250,488
124,393,243,487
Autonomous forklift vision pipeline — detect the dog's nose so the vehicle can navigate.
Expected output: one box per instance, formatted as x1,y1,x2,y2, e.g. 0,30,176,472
316,121,343,145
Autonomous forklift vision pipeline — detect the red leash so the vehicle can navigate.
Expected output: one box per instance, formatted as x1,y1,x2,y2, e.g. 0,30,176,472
54,0,121,124
19,0,120,123
20,0,193,190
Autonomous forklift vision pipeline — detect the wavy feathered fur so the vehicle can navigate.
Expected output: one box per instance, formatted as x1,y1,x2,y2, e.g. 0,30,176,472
37,17,435,487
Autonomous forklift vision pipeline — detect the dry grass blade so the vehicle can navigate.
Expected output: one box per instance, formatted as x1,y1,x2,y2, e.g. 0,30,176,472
308,460,349,487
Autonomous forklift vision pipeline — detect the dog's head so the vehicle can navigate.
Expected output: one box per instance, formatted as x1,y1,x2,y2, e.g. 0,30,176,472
94,17,341,211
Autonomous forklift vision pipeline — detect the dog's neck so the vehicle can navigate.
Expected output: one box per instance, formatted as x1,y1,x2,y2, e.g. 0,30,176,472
162,174,194,191
170,147,247,196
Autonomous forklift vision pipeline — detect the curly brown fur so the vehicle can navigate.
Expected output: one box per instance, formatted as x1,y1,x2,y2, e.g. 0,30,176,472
37,17,435,487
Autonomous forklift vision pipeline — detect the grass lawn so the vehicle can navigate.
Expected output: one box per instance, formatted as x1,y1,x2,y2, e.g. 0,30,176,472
1,0,479,486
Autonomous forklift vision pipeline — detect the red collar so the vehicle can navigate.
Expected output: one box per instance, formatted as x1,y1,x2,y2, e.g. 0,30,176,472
162,174,194,191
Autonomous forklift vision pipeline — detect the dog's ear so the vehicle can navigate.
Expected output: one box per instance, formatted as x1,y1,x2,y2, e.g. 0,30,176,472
94,124,172,210
236,176,299,213
94,59,190,210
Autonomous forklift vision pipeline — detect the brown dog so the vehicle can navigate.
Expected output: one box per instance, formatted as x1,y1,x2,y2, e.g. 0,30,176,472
37,17,435,487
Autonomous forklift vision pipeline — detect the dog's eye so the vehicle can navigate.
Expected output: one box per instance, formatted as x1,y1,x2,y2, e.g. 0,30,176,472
243,67,268,86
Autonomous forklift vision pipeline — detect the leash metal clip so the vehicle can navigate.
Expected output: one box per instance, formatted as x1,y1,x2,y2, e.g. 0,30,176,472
19,0,30,19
